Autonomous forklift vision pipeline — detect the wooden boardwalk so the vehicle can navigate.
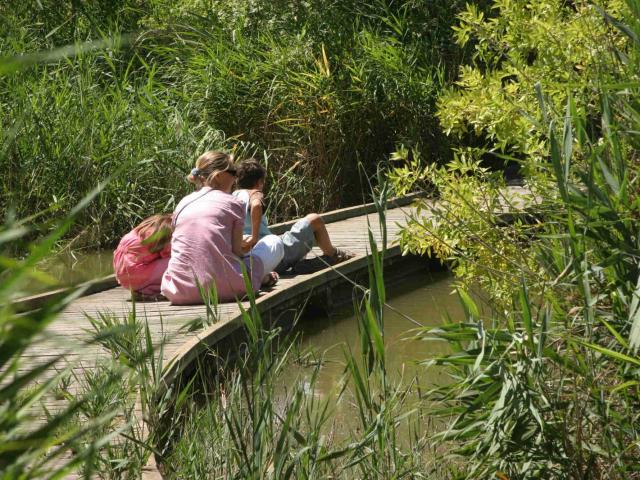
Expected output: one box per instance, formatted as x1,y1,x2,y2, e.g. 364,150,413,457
19,186,534,410
18,196,424,417
15,186,530,477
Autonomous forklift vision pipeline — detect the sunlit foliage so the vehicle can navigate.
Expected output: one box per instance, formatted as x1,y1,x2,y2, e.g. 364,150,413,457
392,0,640,477
0,0,468,249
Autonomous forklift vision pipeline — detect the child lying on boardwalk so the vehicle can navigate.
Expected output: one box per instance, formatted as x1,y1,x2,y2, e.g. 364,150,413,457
232,158,354,274
113,214,172,300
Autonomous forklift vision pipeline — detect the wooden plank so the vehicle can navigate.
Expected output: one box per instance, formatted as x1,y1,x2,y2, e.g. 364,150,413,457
18,199,422,409
9,275,119,313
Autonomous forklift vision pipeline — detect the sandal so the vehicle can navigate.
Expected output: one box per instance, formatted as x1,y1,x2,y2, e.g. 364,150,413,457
292,248,356,275
261,271,279,288
330,248,356,265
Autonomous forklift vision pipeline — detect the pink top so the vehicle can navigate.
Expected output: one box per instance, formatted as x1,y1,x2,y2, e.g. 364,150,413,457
160,187,264,304
113,230,171,295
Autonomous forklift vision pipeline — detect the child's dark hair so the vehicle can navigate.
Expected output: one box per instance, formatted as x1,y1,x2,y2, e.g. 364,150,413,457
134,214,173,254
236,158,267,189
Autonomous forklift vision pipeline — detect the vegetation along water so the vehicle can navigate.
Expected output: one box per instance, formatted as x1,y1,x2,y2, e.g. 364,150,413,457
165,271,463,478
3,0,640,478
1,0,470,251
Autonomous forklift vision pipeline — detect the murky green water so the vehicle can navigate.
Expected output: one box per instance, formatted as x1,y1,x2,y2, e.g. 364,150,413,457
13,250,113,298
278,270,463,431
298,270,460,381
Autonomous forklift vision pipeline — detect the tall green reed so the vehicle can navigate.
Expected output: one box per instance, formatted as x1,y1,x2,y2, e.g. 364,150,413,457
0,164,166,479
2,0,465,250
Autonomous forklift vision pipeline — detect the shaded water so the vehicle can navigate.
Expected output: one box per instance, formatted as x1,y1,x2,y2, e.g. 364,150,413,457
277,270,464,432
295,270,460,388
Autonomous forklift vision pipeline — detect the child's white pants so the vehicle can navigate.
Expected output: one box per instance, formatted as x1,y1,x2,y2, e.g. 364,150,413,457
250,234,284,275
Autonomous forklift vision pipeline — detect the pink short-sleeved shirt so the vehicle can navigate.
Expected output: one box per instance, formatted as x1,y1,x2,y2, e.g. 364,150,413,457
113,230,170,295
160,187,264,304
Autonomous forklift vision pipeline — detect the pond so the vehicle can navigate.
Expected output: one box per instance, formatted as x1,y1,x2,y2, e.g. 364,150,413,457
12,250,113,298
294,269,460,388
275,269,464,434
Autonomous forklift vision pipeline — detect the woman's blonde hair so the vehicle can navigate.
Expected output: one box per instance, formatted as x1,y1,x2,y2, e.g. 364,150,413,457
187,151,235,188
134,213,173,254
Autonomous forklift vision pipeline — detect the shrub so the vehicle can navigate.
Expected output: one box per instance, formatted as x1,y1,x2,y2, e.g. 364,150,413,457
1,0,467,248
392,0,640,477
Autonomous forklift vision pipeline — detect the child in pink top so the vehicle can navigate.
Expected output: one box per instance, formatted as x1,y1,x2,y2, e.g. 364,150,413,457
161,151,284,305
113,214,172,297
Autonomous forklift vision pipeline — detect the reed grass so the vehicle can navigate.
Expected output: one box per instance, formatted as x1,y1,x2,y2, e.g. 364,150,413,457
1,0,466,250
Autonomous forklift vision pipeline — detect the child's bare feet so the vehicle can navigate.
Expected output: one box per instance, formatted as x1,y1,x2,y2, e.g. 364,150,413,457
261,271,279,288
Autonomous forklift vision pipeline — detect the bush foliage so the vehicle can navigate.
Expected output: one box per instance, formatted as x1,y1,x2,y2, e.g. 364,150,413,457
393,0,640,477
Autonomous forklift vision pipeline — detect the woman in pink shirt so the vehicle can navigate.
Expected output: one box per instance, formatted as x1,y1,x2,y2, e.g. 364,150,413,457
113,214,172,299
161,151,284,305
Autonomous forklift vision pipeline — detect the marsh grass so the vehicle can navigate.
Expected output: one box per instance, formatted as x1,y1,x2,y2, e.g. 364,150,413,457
0,109,158,477
1,0,467,250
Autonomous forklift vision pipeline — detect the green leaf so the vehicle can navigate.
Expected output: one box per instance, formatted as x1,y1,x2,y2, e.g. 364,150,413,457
563,96,573,182
519,282,534,351
580,341,640,366
628,272,640,352
457,288,479,320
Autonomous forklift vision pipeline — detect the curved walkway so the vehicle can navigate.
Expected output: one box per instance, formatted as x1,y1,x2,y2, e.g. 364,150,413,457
19,196,423,417
16,186,530,478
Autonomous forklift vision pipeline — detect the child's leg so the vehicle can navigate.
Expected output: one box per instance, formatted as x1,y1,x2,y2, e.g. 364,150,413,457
305,213,337,257
278,214,355,273
278,217,317,271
